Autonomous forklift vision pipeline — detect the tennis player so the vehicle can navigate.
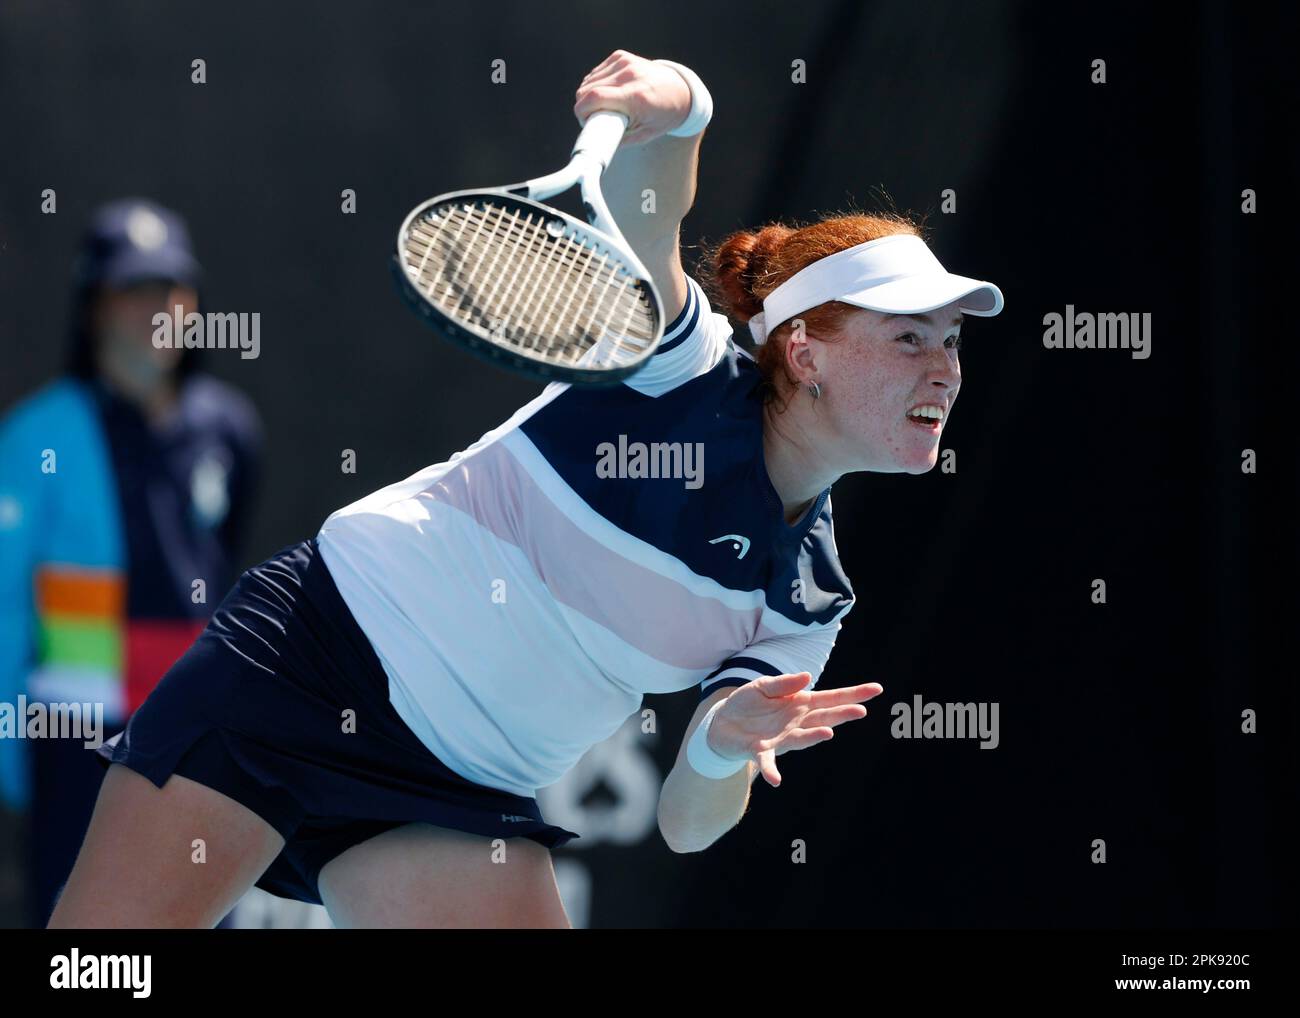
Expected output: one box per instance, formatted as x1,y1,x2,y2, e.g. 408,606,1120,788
48,50,1003,928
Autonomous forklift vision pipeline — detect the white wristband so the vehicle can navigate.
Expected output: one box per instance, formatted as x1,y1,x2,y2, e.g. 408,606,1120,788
686,696,748,778
655,59,713,138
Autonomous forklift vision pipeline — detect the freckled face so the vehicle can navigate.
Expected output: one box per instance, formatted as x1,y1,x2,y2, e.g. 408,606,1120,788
811,300,964,474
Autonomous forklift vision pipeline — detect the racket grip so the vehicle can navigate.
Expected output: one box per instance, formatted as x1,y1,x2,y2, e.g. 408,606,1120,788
572,110,628,170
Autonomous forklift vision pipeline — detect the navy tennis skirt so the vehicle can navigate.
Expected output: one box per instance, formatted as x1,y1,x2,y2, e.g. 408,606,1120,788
96,537,580,907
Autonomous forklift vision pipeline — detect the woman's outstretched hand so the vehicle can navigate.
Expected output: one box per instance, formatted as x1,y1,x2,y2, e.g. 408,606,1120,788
707,674,884,788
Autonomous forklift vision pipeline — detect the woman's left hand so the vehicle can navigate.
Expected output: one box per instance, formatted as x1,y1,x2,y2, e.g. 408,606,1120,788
706,674,885,787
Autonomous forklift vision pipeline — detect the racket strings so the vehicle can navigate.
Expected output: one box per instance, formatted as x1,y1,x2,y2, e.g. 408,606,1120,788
413,204,646,361
403,200,657,367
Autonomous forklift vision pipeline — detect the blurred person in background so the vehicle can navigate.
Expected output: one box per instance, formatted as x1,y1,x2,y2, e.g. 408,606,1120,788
0,198,263,927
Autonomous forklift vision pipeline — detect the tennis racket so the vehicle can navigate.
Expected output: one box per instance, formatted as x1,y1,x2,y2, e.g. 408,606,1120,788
392,110,664,387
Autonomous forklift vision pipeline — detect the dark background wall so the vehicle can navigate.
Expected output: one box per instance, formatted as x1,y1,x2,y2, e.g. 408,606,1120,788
1,0,1293,928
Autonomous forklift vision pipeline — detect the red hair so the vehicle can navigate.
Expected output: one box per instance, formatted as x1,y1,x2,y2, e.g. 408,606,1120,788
701,212,926,412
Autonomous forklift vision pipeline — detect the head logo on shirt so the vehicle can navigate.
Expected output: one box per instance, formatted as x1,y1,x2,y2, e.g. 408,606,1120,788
710,533,750,559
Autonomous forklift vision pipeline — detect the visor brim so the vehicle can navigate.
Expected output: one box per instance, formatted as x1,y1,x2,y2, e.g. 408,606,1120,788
837,272,1004,318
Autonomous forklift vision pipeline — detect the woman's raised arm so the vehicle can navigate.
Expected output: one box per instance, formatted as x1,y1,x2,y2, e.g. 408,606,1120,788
573,50,707,323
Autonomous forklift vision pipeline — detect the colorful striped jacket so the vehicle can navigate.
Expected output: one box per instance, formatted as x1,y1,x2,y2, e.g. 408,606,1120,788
0,375,261,810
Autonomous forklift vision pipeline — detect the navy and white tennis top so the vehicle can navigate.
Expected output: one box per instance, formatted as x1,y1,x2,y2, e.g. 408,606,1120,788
316,274,855,797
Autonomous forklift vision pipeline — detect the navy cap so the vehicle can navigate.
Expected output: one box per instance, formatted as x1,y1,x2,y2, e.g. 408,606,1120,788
74,198,203,291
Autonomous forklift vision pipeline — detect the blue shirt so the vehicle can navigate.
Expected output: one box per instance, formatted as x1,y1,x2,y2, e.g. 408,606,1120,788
317,274,855,796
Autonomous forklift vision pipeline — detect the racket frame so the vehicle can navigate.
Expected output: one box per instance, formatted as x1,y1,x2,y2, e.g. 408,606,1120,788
393,111,664,387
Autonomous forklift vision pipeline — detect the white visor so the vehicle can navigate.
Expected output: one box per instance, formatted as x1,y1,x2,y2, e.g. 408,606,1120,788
747,233,1004,345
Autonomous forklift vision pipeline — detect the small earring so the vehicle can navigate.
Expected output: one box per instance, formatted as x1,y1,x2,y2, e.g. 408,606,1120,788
807,380,822,400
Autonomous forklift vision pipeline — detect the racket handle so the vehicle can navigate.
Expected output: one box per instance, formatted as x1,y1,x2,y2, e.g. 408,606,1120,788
572,110,628,170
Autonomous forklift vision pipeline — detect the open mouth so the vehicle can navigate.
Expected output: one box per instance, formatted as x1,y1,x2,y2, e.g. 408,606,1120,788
906,405,944,432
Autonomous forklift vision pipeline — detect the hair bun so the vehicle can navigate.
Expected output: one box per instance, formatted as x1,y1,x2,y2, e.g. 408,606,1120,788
700,212,924,413
711,224,792,321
